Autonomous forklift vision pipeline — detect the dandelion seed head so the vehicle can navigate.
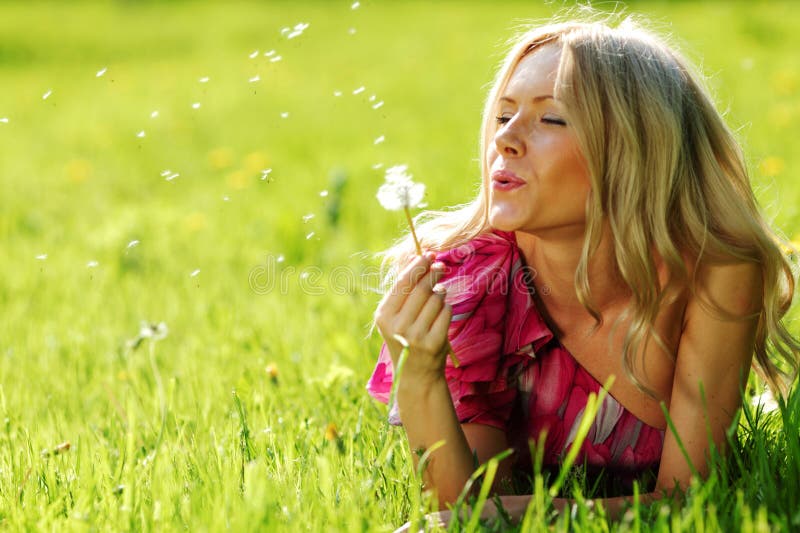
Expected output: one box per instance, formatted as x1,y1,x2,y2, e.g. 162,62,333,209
139,321,168,341
374,135,385,145
377,165,425,211
96,67,107,77
42,90,52,100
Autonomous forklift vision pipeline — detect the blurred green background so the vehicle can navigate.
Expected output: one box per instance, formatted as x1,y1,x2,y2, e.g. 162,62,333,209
0,1,798,530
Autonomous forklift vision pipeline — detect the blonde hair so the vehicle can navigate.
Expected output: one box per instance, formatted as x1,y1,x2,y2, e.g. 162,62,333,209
375,15,799,396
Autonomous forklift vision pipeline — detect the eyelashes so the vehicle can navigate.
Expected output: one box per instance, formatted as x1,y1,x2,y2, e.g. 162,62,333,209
494,115,567,126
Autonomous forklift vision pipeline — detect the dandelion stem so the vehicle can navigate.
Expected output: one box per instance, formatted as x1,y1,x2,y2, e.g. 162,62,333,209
403,206,422,256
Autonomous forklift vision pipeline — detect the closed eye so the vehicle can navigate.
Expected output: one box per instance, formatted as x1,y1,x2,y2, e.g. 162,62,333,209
542,116,567,126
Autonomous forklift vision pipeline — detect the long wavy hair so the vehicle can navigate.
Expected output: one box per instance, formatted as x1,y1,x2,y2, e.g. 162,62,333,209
374,15,799,396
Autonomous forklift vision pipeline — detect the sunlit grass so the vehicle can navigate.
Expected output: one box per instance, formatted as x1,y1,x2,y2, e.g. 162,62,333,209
0,1,798,530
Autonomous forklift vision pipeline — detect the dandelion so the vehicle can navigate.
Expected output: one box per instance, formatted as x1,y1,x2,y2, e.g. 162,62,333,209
270,55,282,63
137,130,146,138
249,50,259,58
319,190,329,197
249,75,260,83
199,76,210,83
126,240,140,249
42,89,52,100
353,86,365,95
36,253,47,260
373,135,385,145
96,67,107,77
302,213,315,223
192,102,201,109
266,363,279,384
150,110,159,118
139,321,169,341
324,422,339,441
372,101,384,110
87,260,99,268
377,165,459,367
190,269,201,277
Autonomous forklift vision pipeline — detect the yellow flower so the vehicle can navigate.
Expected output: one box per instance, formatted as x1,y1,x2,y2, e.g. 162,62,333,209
265,363,279,384
208,147,235,170
758,156,785,177
243,151,269,174
771,68,799,97
226,169,249,190
183,212,207,233
324,422,339,441
64,158,93,184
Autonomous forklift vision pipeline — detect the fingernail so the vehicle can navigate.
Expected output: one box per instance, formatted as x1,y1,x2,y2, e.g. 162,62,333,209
424,251,436,261
431,262,445,271
433,283,447,294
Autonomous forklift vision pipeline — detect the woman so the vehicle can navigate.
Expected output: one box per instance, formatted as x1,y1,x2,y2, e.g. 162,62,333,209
367,17,799,522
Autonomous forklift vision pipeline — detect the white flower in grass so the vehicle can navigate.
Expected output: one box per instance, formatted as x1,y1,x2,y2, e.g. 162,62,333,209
376,165,425,211
139,321,169,341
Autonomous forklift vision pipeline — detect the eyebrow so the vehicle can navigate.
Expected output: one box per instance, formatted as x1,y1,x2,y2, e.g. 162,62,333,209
499,95,555,104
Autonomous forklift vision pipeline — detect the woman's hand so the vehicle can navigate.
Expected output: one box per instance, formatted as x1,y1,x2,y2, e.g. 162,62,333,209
374,251,452,386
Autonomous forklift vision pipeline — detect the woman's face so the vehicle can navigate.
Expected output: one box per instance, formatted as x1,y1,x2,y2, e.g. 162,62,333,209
487,43,591,240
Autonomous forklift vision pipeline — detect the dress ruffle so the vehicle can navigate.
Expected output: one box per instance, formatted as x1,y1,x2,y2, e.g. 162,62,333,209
366,230,552,428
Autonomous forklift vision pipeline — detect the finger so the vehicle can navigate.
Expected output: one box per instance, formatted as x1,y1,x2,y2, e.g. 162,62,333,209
379,253,435,314
429,302,452,337
413,292,446,333
394,266,446,327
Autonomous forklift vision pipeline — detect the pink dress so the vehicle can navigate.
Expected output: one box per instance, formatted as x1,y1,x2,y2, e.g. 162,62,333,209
367,230,664,492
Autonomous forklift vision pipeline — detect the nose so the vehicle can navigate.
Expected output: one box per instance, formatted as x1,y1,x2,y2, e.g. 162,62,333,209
493,119,525,157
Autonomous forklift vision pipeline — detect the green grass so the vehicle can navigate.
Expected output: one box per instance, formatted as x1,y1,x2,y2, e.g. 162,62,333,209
1,0,799,530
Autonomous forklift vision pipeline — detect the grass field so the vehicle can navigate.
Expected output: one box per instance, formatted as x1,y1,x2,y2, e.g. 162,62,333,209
1,1,799,530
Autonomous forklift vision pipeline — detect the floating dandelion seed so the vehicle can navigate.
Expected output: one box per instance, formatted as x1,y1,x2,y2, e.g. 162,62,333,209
302,214,315,223
372,101,384,109
199,76,210,83
280,27,290,35
223,196,230,201
192,102,201,109
42,90,52,100
276,254,285,263
150,110,159,118
306,231,315,240
166,173,179,181
87,260,99,268
0,117,8,123
260,168,273,180
137,130,146,138
249,75,261,83
374,135,385,144
351,1,360,9
190,269,201,277
249,50,260,58
160,169,172,177
348,28,357,35
300,271,310,280
369,94,376,102
280,112,289,118
96,67,107,77
36,253,47,260
333,90,342,97
264,50,276,57
287,30,302,39
372,163,384,169
319,190,329,197
126,240,140,249
353,86,365,95
295,22,310,31
270,55,282,63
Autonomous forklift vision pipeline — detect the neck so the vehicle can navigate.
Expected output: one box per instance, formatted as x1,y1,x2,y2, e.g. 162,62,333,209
514,227,630,322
